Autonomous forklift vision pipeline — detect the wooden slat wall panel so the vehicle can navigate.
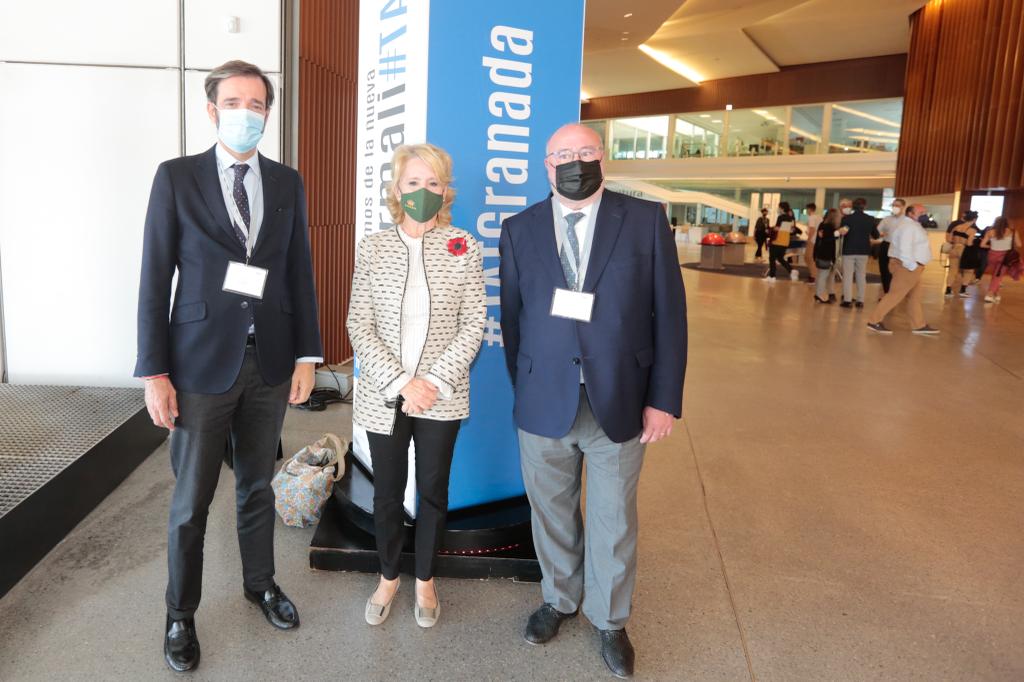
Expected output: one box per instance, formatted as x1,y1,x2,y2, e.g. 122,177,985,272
896,0,1024,197
580,54,907,120
298,0,358,362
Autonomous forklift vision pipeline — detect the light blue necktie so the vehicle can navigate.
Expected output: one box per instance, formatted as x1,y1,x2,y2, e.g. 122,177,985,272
559,212,585,289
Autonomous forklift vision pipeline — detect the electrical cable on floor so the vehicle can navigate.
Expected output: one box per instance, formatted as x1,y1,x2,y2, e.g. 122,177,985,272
290,363,353,412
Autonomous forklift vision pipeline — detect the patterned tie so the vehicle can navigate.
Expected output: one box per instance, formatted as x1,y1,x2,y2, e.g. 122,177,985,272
231,163,250,247
560,212,585,289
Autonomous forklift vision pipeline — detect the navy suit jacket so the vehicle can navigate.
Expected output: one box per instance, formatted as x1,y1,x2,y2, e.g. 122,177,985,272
499,190,687,443
134,145,322,394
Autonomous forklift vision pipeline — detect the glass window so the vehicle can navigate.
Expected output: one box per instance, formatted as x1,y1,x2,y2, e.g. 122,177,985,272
673,113,722,158
609,116,668,160
788,105,824,155
726,107,786,156
582,120,607,148
829,98,902,153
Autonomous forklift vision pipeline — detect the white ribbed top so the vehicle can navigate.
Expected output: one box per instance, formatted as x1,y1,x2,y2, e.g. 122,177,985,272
398,228,430,378
989,234,1014,251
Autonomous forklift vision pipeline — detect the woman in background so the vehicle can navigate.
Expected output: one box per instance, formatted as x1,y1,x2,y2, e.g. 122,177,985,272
944,210,978,297
813,208,841,303
980,216,1022,303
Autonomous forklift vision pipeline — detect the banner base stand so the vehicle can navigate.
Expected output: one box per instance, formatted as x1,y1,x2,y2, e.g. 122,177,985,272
310,451,541,582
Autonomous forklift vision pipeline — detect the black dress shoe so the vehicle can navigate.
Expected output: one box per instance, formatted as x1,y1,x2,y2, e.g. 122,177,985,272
244,584,300,630
164,614,200,673
599,628,636,679
524,603,576,644
855,301,864,308
839,300,853,308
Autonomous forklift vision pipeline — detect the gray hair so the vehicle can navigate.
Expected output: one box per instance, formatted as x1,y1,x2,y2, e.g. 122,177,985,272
204,60,275,108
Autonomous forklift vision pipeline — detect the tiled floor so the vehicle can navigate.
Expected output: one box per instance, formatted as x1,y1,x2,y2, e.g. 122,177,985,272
1,244,1022,681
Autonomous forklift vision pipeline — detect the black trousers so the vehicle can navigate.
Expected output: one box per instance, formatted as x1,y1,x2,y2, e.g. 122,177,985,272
166,346,290,619
878,241,892,293
754,234,766,258
366,411,461,581
768,245,792,276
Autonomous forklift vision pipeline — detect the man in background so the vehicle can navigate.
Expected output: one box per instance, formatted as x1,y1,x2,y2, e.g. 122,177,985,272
875,198,907,297
838,197,879,308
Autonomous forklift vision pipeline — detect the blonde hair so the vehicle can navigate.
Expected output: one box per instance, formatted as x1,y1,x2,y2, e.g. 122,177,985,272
386,143,456,226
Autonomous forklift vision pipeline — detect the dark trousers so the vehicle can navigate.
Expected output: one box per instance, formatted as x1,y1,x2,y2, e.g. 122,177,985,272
878,241,892,293
166,347,290,619
768,245,792,277
754,234,766,258
366,411,460,581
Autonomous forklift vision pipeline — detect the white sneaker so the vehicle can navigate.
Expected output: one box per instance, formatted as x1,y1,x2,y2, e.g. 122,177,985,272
763,274,776,281
984,295,995,303
995,295,1002,303
789,270,800,281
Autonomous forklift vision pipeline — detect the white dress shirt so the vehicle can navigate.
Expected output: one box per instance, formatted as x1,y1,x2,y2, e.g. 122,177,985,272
877,214,903,244
215,144,322,365
384,228,452,403
806,214,822,243
889,216,932,271
551,194,602,384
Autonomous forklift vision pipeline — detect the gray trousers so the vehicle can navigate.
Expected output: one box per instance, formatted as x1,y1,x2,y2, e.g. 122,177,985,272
842,254,869,303
166,346,290,619
518,386,645,630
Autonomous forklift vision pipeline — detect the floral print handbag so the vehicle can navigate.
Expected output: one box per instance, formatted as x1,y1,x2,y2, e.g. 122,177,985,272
272,433,347,528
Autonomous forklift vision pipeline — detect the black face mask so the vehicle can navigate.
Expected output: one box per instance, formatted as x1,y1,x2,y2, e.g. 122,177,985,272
555,159,603,201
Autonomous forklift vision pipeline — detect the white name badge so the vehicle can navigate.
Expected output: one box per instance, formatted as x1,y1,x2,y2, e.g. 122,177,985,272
550,288,595,322
222,261,268,299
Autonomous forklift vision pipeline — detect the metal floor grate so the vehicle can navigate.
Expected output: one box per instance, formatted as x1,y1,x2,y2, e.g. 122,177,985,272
0,385,145,517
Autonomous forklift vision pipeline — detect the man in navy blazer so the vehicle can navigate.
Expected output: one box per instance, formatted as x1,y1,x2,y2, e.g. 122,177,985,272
134,61,321,673
500,123,686,678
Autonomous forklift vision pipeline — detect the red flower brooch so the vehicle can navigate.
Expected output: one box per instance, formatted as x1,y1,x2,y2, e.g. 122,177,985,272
447,237,468,256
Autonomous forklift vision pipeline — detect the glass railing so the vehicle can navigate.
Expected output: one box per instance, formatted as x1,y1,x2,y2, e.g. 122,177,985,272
587,98,902,159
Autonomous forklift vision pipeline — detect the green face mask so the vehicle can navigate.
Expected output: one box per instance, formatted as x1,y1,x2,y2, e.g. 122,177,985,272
400,187,444,223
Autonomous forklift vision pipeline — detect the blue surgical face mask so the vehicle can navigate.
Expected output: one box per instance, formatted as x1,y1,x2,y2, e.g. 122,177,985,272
216,107,265,153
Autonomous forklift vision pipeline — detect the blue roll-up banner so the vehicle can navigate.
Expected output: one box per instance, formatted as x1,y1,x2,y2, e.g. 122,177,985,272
354,0,586,514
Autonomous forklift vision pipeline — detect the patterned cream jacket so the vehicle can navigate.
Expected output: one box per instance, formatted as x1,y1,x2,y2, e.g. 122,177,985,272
347,224,486,435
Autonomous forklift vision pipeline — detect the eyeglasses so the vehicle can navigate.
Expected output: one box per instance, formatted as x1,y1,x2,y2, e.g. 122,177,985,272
546,146,604,164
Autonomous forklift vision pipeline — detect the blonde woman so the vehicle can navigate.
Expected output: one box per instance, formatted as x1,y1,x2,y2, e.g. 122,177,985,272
346,143,486,628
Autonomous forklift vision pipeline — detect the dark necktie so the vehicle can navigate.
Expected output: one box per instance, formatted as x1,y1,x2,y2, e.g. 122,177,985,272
560,212,585,289
231,163,250,248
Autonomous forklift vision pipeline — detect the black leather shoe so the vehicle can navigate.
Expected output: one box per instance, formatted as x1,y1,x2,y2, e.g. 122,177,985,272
524,603,576,644
855,301,864,308
164,614,200,673
244,584,300,630
839,300,853,308
599,628,636,679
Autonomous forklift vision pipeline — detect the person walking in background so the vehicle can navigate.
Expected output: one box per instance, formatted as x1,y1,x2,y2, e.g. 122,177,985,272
753,208,770,262
766,202,798,281
866,204,939,335
875,199,906,297
838,197,878,308
135,60,322,673
804,202,822,284
813,208,841,304
979,216,1022,303
347,143,486,630
499,123,687,679
944,210,978,298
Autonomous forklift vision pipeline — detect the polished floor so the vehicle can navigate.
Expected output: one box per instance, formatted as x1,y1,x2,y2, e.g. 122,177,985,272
1,244,1022,681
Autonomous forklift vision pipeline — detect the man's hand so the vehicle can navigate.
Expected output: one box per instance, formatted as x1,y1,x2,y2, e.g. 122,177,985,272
289,362,316,405
640,406,675,444
144,376,178,431
400,378,439,415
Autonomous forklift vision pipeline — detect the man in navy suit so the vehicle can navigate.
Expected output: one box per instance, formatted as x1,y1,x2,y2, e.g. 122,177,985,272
500,123,686,678
134,60,322,673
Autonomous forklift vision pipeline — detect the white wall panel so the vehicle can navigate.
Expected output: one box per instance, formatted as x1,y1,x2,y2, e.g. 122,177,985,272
0,64,180,386
184,0,281,72
0,0,179,67
184,71,282,161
